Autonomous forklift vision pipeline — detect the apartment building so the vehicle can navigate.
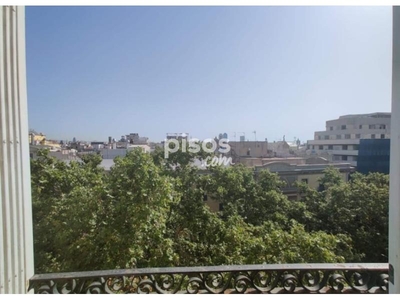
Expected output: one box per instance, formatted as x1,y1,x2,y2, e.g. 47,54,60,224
254,161,354,200
126,133,149,144
226,140,295,165
307,113,391,166
228,141,270,159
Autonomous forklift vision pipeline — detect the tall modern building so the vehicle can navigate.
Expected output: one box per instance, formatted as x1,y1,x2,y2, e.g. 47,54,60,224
307,113,391,166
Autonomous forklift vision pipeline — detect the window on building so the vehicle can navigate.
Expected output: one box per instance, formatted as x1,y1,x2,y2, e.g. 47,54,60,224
381,134,385,139
380,125,386,129
328,145,333,150
345,134,351,139
319,145,323,150
341,125,346,130
247,148,251,156
342,155,348,161
371,134,376,139
301,178,308,184
353,145,359,150
336,134,341,139
369,124,376,129
329,126,333,131
324,135,329,140
356,134,361,139
359,125,363,129
342,145,348,150
312,145,315,150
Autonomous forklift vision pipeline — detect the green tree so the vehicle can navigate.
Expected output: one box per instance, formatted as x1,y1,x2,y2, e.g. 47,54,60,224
205,165,291,226
324,172,389,262
105,148,179,268
318,165,344,191
31,148,380,274
31,149,107,272
292,169,388,262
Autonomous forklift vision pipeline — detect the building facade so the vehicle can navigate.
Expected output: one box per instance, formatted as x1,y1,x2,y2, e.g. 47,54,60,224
357,139,390,174
228,141,270,160
307,113,391,166
90,141,105,150
126,133,149,145
254,162,354,200
100,144,150,160
29,130,46,145
226,141,294,165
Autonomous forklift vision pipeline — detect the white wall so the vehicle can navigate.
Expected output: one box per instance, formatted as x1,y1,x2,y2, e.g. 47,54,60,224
0,6,34,293
101,148,128,160
389,6,400,294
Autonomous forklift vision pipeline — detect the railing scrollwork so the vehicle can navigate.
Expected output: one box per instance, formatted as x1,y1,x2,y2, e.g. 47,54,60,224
28,263,389,294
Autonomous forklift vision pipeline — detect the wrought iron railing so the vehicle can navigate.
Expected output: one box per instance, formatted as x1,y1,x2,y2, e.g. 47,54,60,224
28,263,389,294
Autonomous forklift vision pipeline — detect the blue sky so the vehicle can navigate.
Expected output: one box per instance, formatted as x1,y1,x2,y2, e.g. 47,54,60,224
26,6,392,143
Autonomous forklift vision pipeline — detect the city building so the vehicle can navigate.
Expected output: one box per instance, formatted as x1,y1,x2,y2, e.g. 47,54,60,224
126,133,139,143
218,132,228,140
166,133,189,140
90,141,105,150
228,141,270,160
29,145,80,162
357,139,390,174
254,161,354,200
307,113,391,166
100,144,150,160
268,141,292,157
125,133,149,144
116,141,129,149
226,140,294,165
127,144,151,153
29,130,46,145
29,130,63,150
100,148,129,160
69,141,87,151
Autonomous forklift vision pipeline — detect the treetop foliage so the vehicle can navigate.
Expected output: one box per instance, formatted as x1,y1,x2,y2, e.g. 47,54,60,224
31,148,388,273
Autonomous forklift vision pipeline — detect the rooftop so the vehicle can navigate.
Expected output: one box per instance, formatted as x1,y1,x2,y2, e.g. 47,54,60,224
338,112,391,119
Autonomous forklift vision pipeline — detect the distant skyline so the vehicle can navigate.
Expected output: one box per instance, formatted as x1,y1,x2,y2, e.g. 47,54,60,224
26,6,392,143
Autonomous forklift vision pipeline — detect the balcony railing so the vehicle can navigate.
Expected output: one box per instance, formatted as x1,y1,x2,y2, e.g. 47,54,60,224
28,263,389,294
